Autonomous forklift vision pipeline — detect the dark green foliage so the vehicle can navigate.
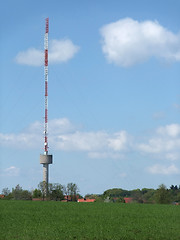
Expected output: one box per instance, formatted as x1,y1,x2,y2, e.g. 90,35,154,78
0,201,180,240
49,183,64,201
142,188,156,203
32,189,42,198
12,185,32,200
169,185,180,203
155,184,171,204
103,185,180,204
104,188,131,198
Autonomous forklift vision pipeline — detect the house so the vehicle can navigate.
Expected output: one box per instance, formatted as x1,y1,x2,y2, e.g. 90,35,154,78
77,198,96,203
0,194,5,199
63,195,79,202
124,197,133,203
32,198,43,201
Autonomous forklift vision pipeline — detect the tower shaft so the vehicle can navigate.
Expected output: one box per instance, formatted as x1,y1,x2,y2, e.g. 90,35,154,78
43,164,48,193
40,18,53,198
44,17,49,154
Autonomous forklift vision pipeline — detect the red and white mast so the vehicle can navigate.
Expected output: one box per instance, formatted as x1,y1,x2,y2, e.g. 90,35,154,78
44,17,49,155
40,18,53,197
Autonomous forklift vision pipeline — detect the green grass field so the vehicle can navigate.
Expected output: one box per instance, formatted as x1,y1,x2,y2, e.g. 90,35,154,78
0,201,180,240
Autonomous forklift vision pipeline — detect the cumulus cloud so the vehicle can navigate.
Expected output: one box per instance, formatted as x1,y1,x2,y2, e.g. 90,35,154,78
138,123,180,160
147,164,179,175
15,48,44,66
15,39,79,66
1,119,180,162
0,118,130,158
51,131,109,152
100,18,180,67
108,131,130,151
50,129,130,154
49,118,75,134
157,124,180,137
49,39,79,64
88,152,125,159
2,166,20,177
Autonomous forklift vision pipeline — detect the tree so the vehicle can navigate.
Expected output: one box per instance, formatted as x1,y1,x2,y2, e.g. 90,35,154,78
130,189,143,203
1,187,13,200
49,183,64,201
20,190,32,200
38,181,48,200
142,189,156,203
12,184,23,200
12,185,32,200
32,189,42,198
66,183,79,201
103,188,131,199
176,192,180,203
2,188,10,196
155,184,171,204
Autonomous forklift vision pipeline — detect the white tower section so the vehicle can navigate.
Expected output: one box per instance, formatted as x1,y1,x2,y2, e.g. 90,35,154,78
40,18,53,196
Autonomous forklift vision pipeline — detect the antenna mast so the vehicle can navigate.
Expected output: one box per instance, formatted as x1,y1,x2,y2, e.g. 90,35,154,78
40,18,53,197
44,17,49,155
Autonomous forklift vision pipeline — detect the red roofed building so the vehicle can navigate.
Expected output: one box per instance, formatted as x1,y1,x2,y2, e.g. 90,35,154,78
63,195,79,201
32,198,43,201
124,197,133,203
77,198,96,203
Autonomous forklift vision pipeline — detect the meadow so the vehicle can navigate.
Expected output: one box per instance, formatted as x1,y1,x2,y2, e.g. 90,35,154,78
0,200,180,240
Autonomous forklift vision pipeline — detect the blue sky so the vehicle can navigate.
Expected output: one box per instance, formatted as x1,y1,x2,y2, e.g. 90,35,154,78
0,0,180,195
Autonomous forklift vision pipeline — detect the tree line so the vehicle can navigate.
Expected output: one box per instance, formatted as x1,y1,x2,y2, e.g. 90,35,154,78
88,184,180,204
1,183,180,204
1,182,80,201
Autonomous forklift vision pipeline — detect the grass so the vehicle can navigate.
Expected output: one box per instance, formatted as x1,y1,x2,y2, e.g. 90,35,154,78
0,200,180,240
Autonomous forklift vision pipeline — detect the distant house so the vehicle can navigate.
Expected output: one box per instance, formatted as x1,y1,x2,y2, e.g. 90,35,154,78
124,197,133,203
32,198,43,201
77,198,96,203
0,194,5,199
63,195,80,202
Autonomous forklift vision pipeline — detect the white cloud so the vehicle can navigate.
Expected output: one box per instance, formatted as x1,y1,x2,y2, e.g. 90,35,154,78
88,151,124,159
0,118,130,159
50,129,131,155
100,18,180,67
51,131,109,152
108,131,130,151
15,39,79,66
1,120,180,162
157,124,180,137
138,123,180,160
15,48,44,66
147,164,179,175
49,118,75,134
2,166,20,177
49,39,79,64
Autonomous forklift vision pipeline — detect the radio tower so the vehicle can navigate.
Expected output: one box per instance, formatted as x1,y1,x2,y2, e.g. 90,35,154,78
40,18,53,197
